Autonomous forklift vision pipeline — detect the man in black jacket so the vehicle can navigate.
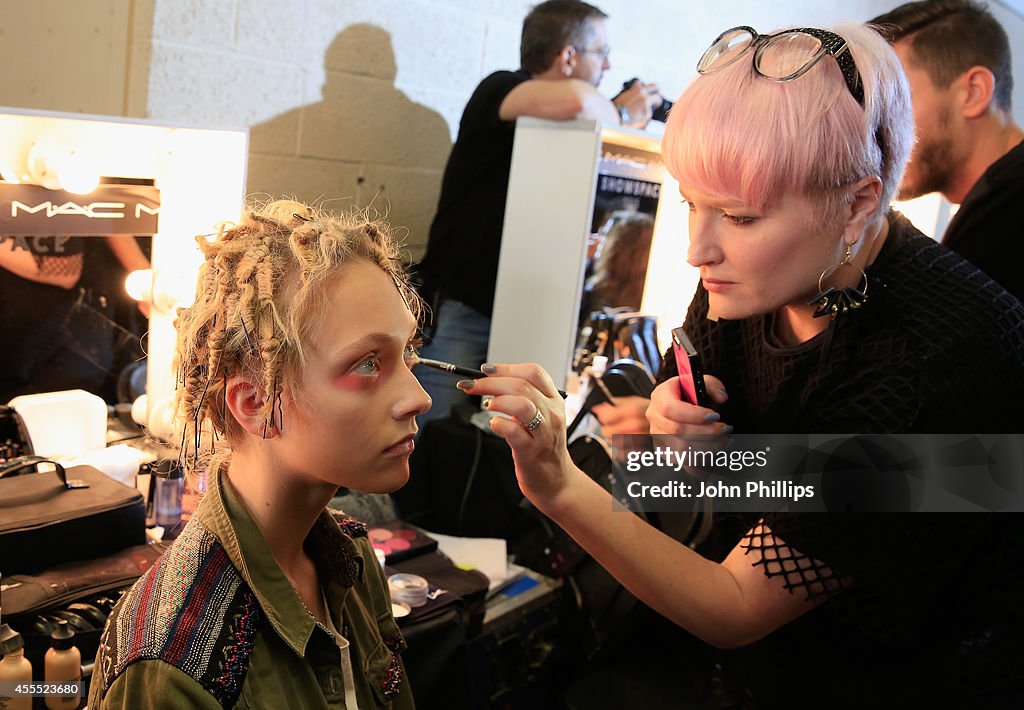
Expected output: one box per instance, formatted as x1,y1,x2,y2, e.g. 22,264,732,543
870,0,1024,299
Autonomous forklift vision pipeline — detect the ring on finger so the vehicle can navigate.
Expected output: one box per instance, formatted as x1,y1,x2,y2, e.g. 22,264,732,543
525,408,544,432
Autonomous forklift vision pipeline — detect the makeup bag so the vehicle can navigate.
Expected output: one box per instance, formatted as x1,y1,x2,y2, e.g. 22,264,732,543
0,457,146,576
1,542,167,692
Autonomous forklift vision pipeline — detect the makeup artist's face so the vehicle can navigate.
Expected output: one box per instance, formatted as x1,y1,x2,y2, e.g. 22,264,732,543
273,260,430,493
684,187,842,321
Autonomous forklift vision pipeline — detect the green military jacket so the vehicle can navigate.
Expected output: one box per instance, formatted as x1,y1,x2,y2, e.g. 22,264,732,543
88,469,415,709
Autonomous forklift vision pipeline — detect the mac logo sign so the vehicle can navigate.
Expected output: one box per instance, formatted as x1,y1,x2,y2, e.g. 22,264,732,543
0,182,161,235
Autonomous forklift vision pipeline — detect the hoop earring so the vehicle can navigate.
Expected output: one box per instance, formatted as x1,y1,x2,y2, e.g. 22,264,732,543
808,244,869,363
809,245,869,320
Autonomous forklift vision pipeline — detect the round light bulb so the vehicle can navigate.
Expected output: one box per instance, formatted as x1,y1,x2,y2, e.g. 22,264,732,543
148,395,178,442
55,149,100,194
125,269,154,302
26,138,63,189
130,394,149,427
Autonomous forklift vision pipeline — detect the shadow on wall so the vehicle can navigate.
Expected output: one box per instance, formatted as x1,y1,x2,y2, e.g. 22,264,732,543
248,24,452,260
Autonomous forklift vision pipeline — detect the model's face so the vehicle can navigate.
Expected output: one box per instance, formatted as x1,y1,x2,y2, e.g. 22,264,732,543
894,42,958,200
571,18,610,87
684,187,842,321
274,260,430,493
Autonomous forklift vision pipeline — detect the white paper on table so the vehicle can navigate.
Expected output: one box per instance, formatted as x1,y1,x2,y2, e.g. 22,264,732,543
420,529,509,590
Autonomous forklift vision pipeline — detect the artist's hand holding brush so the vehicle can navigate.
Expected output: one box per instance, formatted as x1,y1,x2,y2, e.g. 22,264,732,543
454,362,579,508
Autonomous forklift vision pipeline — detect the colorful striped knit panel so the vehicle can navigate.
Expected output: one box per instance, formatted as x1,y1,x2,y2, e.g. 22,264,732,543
97,518,260,708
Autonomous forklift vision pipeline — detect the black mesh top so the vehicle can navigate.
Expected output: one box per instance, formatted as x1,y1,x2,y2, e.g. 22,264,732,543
658,213,1024,705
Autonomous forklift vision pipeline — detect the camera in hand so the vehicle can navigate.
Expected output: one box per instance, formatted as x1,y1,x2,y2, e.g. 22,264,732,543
621,78,673,122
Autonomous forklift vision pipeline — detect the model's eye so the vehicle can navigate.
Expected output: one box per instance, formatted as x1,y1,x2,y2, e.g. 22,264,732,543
405,338,423,363
353,354,381,375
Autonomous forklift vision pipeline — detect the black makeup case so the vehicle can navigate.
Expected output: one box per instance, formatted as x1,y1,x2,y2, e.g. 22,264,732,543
0,457,146,575
0,542,168,697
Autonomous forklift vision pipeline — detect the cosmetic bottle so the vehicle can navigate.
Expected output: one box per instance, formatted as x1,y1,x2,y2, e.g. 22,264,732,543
44,620,81,709
581,355,609,406
154,459,184,528
0,623,33,710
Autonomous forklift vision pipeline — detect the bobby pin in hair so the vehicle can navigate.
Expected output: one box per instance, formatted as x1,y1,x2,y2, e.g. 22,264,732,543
177,423,188,466
239,315,256,355
274,391,284,433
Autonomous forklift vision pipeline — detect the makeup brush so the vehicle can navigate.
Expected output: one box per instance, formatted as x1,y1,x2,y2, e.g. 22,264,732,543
415,357,568,399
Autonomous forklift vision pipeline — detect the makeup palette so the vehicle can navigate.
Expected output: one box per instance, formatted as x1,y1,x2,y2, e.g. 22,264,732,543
367,522,438,564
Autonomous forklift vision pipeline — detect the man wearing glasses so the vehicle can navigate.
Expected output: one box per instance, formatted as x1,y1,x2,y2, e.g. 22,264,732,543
414,0,664,427
870,0,1024,300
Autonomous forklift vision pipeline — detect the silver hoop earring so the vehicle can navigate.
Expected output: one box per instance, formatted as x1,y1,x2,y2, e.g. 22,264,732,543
808,243,869,364
809,245,869,320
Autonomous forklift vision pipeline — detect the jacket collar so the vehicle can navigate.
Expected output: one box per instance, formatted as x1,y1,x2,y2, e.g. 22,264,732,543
195,464,365,657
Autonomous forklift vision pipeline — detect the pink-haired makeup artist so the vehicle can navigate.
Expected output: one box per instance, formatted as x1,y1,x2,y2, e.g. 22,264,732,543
460,22,1024,707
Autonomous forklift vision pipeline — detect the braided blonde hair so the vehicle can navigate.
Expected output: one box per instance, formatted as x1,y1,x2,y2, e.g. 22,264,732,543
173,199,421,478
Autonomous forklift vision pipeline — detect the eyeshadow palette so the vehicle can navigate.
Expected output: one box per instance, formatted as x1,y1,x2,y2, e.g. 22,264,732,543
367,522,438,564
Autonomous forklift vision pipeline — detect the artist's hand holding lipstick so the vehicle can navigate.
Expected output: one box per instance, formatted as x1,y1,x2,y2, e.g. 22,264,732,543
455,362,579,507
647,373,731,437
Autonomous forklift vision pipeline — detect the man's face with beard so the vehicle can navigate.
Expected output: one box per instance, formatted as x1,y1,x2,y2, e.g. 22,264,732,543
894,41,961,201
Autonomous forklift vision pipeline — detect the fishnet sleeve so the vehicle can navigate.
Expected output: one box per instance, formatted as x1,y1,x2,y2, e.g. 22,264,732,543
34,252,83,279
742,512,1003,639
740,516,849,604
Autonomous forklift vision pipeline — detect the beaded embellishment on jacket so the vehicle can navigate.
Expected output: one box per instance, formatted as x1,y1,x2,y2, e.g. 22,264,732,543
323,511,367,586
381,633,408,700
330,511,369,539
97,518,260,708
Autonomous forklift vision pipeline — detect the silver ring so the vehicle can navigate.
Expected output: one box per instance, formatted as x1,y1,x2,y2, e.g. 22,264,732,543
525,409,544,432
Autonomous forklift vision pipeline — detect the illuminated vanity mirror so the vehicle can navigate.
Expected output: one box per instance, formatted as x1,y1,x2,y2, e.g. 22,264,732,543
575,145,665,376
0,107,247,439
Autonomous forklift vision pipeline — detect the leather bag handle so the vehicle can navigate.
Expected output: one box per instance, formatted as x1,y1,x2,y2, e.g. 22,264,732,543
0,455,74,488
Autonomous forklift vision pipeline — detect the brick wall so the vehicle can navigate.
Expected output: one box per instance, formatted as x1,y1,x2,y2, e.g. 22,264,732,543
143,0,919,259
6,1,1021,258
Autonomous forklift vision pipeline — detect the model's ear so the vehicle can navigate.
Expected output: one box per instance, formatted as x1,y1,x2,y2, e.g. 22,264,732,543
843,175,883,247
224,374,277,439
959,65,996,119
